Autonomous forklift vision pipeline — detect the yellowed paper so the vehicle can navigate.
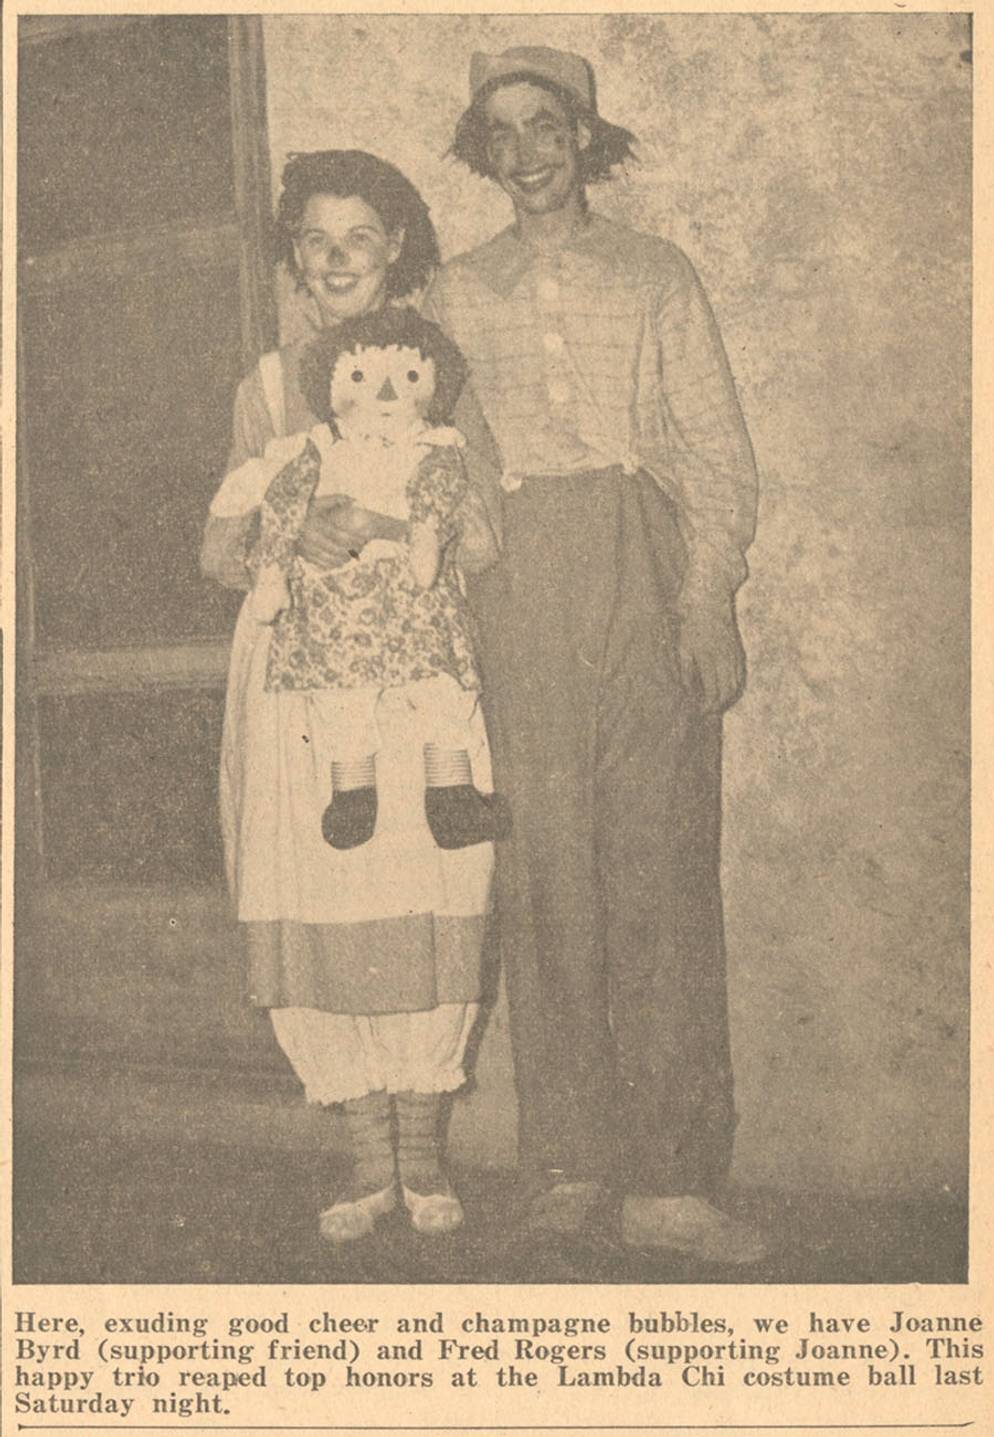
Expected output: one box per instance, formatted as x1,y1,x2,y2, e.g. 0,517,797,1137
3,2,990,1435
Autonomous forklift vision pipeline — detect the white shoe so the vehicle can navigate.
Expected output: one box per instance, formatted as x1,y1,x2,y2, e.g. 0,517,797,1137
319,1182,397,1243
622,1195,768,1264
527,1181,607,1235
402,1181,465,1235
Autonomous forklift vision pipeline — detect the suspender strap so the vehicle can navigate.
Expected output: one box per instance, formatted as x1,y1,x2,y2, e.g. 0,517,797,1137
258,350,286,439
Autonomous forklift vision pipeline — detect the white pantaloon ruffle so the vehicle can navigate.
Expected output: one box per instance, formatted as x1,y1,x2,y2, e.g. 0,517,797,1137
270,1002,480,1106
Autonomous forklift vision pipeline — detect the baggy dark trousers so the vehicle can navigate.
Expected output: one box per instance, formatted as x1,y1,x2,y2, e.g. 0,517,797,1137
468,469,736,1197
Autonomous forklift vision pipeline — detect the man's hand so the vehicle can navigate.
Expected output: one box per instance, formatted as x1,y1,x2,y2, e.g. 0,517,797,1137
676,595,746,713
454,489,501,575
297,495,407,569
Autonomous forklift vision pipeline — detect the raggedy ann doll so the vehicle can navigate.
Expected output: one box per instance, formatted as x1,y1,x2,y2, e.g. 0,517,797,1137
210,307,508,852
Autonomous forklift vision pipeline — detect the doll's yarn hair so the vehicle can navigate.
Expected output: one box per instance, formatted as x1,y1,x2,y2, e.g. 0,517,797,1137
300,307,469,428
275,150,441,300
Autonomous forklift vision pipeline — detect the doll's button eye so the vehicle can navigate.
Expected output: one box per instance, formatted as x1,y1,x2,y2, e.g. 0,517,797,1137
351,369,364,382
407,370,420,383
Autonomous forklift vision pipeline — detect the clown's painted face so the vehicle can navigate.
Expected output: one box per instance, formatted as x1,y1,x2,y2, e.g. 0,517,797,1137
329,344,437,439
483,82,588,218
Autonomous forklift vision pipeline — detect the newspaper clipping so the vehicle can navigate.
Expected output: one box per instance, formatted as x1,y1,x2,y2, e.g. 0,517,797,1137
3,2,990,1435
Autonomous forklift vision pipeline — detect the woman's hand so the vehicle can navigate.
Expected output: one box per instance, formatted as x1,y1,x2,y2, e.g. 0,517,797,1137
297,495,408,569
339,505,409,546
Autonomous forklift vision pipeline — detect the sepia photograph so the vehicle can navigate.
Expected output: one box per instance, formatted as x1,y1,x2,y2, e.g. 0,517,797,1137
10,8,972,1289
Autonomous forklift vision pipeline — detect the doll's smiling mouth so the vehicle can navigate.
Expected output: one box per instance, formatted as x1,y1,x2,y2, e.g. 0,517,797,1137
324,274,360,292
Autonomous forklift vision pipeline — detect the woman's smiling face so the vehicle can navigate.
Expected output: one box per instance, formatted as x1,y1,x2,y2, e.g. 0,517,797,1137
293,193,404,324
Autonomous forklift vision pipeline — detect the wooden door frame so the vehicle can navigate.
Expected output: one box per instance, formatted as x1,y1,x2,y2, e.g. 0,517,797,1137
16,15,277,871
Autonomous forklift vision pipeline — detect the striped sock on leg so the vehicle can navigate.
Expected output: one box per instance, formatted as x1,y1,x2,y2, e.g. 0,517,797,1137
319,1090,396,1244
396,1090,464,1235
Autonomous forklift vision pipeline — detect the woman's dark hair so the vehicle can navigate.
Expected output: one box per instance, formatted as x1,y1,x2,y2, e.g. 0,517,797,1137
449,73,638,187
300,307,469,428
275,150,441,299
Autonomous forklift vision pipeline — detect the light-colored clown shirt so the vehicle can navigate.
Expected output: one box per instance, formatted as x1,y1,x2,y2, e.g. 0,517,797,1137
424,213,758,596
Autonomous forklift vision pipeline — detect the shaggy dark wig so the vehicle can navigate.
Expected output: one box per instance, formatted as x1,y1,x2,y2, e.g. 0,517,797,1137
300,307,469,429
449,72,638,187
274,150,441,300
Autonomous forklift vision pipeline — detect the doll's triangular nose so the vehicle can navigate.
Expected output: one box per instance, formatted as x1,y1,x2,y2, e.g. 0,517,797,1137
376,377,398,401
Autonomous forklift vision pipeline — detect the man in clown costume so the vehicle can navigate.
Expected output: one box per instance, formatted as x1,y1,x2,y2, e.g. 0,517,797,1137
425,45,766,1263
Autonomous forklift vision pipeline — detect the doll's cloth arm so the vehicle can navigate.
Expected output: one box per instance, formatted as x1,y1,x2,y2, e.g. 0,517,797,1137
409,436,501,576
206,435,310,590
210,433,312,517
259,437,324,530
407,444,468,543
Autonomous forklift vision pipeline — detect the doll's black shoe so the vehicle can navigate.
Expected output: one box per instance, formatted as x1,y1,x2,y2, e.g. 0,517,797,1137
322,787,378,849
424,785,511,850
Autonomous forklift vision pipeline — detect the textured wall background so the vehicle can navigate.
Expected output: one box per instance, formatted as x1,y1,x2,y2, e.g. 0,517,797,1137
260,13,971,1197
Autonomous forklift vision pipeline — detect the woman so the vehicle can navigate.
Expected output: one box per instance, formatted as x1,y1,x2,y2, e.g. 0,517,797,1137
201,150,501,1243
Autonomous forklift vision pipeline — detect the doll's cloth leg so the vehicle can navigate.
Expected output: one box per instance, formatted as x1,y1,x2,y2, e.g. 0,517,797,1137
407,677,510,850
307,688,383,766
308,689,382,850
403,675,480,755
